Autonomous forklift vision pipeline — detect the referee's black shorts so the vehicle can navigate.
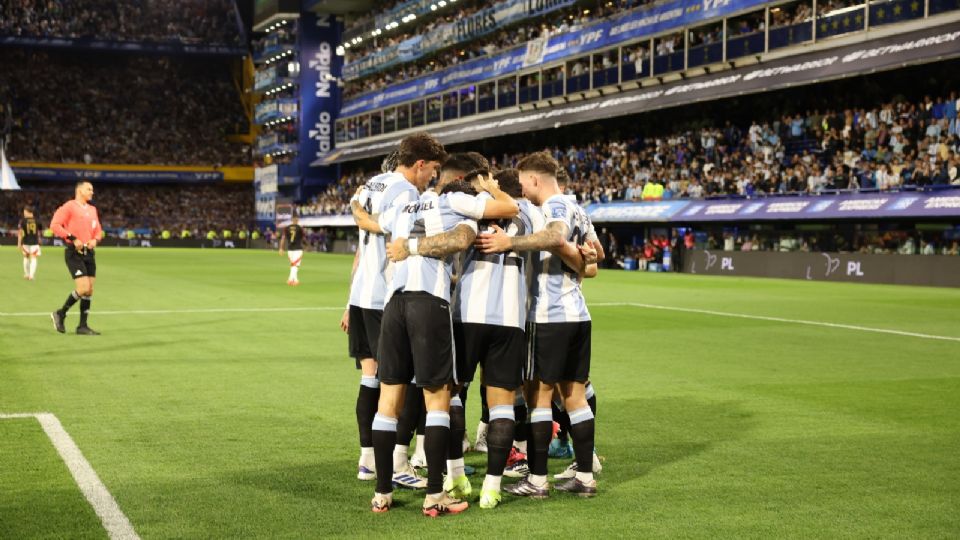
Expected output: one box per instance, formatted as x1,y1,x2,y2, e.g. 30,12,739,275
526,321,592,384
377,291,455,388
64,247,96,279
454,322,525,390
348,305,383,367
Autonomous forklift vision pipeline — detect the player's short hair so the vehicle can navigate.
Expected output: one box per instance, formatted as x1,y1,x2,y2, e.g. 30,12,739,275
440,179,477,196
555,167,570,187
517,151,559,177
493,168,523,198
380,150,400,173
397,132,447,167
442,152,489,175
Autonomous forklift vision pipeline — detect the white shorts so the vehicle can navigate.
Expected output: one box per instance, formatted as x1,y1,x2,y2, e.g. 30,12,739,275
287,250,303,267
23,245,41,256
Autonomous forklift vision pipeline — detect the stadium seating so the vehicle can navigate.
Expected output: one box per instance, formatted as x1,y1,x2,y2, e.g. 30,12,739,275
0,0,242,45
312,91,959,216
0,48,248,166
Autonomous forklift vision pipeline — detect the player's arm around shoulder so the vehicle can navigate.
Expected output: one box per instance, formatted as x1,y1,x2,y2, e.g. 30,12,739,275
388,223,477,262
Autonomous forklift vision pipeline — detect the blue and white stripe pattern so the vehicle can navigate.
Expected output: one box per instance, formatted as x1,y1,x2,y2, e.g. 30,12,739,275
372,413,398,432
348,172,418,310
489,405,515,422
528,194,592,324
385,190,483,303
530,407,552,424
453,198,539,329
426,410,451,428
568,406,594,425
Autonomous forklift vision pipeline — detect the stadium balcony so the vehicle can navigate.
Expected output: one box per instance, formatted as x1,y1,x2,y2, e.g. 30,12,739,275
328,0,960,165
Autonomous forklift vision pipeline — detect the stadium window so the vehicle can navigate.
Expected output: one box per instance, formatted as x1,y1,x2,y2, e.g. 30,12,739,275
768,0,815,50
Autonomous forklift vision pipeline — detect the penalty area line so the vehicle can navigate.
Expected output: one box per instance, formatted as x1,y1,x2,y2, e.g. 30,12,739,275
591,302,960,343
0,412,139,540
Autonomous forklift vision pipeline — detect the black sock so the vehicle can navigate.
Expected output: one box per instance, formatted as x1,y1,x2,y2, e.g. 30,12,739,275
372,414,397,494
529,421,553,476
553,399,571,443
479,384,489,423
356,381,380,448
569,418,596,474
424,422,450,494
61,291,80,313
514,404,528,445
528,408,553,476
396,384,421,446
417,398,427,434
448,396,465,460
486,415,515,476
79,297,91,327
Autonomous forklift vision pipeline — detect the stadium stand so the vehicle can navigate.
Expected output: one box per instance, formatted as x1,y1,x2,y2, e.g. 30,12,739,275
310,91,960,217
0,0,242,45
342,0,650,101
0,48,249,166
0,183,253,239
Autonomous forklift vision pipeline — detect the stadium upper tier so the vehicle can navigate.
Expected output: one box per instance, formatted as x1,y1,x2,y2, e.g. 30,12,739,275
0,0,243,47
335,0,960,143
312,90,959,216
0,49,249,166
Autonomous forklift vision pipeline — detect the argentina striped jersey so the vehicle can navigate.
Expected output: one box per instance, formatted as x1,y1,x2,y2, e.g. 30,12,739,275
528,194,592,323
347,172,418,310
453,198,541,328
384,190,486,303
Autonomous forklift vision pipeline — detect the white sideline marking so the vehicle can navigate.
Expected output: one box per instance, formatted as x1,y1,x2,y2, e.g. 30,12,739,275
1,303,957,343
0,413,140,540
0,306,345,317
591,302,960,343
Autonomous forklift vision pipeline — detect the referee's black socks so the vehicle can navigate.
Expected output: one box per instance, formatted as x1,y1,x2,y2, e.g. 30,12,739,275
79,296,91,327
60,291,80,314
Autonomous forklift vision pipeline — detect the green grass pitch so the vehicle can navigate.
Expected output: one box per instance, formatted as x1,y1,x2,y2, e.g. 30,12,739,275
1,247,958,538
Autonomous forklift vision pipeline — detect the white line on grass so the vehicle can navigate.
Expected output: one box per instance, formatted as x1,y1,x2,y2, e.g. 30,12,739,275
591,302,960,343
0,306,345,317
0,412,140,540
2,303,957,342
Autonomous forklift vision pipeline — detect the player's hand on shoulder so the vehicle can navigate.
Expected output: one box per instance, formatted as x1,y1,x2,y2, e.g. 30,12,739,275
386,237,409,262
476,223,510,253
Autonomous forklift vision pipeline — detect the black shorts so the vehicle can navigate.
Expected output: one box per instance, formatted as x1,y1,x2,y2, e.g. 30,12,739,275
348,305,382,366
454,322,525,390
65,247,96,279
377,292,455,388
527,321,592,384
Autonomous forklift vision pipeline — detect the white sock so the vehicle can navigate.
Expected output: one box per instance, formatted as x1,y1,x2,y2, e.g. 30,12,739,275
414,434,425,456
29,257,37,278
393,444,409,471
447,457,464,479
515,440,527,453
528,474,547,487
482,474,502,492
23,257,29,276
575,471,594,483
291,266,299,280
360,446,374,460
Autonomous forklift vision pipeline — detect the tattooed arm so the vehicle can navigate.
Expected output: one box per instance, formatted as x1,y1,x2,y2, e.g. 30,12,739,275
477,220,568,253
387,223,477,262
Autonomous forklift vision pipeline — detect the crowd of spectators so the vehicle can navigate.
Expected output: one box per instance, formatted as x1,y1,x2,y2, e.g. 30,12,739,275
0,49,249,165
343,0,649,100
0,0,242,45
0,183,254,237
322,91,960,217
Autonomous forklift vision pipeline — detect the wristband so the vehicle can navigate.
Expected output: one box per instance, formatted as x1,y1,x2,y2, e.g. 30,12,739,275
408,238,419,256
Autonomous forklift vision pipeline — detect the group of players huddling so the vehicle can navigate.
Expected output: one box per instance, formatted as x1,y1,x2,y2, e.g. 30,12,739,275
340,132,604,517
